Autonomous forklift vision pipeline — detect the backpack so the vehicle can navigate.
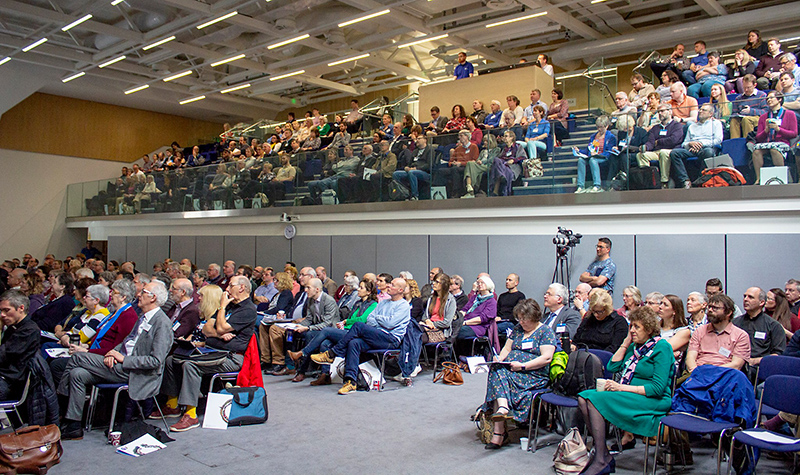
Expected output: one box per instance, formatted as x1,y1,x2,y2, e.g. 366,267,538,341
629,166,659,190
692,167,746,187
549,351,569,382
552,350,603,397
320,189,338,205
388,179,410,201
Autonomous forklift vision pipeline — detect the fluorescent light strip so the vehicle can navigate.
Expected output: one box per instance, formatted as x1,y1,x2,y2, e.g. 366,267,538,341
269,69,304,81
210,53,246,67
590,0,608,3
406,75,430,83
781,36,800,43
398,34,448,48
22,38,48,52
338,9,390,28
98,55,126,68
220,83,251,94
163,70,193,82
62,71,85,83
267,34,309,50
0,57,10,66
179,95,206,105
111,0,125,4
143,36,175,50
197,11,238,29
124,84,149,94
485,11,546,28
62,14,93,31
327,53,370,66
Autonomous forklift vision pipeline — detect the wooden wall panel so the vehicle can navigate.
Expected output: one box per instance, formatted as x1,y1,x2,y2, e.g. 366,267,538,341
278,86,410,122
0,93,223,162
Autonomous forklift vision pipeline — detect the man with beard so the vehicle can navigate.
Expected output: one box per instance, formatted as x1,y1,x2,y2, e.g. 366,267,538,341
686,293,750,372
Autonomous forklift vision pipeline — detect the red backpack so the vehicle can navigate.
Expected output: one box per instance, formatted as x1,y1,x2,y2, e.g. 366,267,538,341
692,167,746,187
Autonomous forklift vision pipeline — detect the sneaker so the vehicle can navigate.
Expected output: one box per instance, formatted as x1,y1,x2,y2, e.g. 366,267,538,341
170,414,200,432
150,406,182,419
410,365,422,378
683,180,692,189
465,184,474,194
338,379,358,395
410,196,418,201
311,350,335,364
574,187,585,194
461,192,474,199
589,186,603,193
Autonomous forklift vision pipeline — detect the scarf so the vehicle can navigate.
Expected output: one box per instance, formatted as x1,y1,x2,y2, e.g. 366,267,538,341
467,293,492,314
89,303,131,350
619,336,660,385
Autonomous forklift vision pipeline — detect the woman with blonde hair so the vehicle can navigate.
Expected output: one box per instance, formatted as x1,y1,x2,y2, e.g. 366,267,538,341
404,279,425,321
197,284,223,320
726,49,756,93
709,83,732,122
573,289,628,352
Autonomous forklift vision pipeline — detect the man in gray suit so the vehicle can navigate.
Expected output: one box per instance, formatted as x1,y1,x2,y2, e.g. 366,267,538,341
289,278,338,383
58,280,173,440
543,283,581,339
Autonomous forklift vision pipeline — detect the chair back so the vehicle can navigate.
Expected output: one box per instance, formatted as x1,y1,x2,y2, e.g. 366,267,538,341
587,349,614,379
756,355,800,384
761,375,800,416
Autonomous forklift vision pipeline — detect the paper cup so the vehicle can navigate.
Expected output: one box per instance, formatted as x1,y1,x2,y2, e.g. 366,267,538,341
596,378,607,391
109,431,122,446
520,437,529,451
277,310,286,318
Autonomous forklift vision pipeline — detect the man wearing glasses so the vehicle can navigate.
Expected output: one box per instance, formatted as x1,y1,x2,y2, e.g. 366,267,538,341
685,293,750,373
579,238,617,295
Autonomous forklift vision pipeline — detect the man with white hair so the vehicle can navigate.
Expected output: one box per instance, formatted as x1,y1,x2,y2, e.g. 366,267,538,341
59,280,173,440
610,92,636,126
543,283,582,339
159,275,256,432
168,278,200,339
573,282,592,318
206,263,222,286
483,100,503,128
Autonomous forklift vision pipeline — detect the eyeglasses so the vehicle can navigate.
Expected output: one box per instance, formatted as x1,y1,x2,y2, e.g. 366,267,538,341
141,289,155,297
707,304,724,311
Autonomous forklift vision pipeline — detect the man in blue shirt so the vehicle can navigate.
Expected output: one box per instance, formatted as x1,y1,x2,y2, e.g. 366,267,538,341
681,40,709,85
580,238,617,295
483,100,503,128
311,277,411,394
454,51,474,80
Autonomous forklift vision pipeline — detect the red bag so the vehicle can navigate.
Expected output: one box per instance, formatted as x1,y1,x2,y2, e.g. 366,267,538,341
235,336,263,388
692,167,746,187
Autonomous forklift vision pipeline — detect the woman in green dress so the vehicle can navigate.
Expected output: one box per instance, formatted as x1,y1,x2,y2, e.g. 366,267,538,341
577,306,674,475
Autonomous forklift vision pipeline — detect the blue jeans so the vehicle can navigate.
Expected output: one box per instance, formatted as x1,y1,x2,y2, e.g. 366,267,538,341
330,322,399,382
307,176,338,199
681,69,697,85
297,328,346,373
392,170,430,198
669,147,716,182
577,155,602,188
687,80,721,99
525,140,547,159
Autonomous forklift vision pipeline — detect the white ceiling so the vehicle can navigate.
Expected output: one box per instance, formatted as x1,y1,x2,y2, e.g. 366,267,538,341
1,0,799,123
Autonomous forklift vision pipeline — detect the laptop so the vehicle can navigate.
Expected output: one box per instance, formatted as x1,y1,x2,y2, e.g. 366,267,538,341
704,154,734,169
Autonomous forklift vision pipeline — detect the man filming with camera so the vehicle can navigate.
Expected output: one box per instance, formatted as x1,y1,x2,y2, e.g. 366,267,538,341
580,238,617,295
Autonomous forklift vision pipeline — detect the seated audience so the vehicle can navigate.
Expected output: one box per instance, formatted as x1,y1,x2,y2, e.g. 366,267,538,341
573,115,616,194
608,114,647,183
686,51,728,99
168,278,200,339
744,30,769,59
57,284,109,350
159,275,256,432
438,130,478,198
577,306,674,475
573,289,628,352
483,100,503,129
726,49,757,93
681,40,709,85
442,105,468,134
367,140,397,201
755,38,786,90
58,280,172,440
655,70,680,102
450,275,468,309
522,89,549,125
611,92,636,124
730,74,767,138
308,146,359,202
751,91,798,183
480,299,557,450
524,105,549,160
424,106,448,137
419,273,456,343
311,277,410,395
659,294,691,356
393,136,433,201
490,130,526,195
0,290,41,400
457,275,498,344
708,83,731,122
686,293,750,380
260,268,315,373
765,288,797,340
629,73,656,109
638,92,663,130
503,96,524,125
471,100,487,125
542,283,581,339
616,285,642,321
667,82,699,123
776,72,800,119
686,291,708,333
495,274,526,337
403,278,424,321
256,271,294,319
463,133,500,198
669,104,723,188
466,116,482,147
650,43,687,79
31,272,75,332
733,287,786,376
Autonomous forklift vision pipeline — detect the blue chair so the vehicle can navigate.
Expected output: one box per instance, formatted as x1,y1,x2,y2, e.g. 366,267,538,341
754,355,800,419
652,413,739,475
727,375,800,474
365,348,401,391
85,383,169,434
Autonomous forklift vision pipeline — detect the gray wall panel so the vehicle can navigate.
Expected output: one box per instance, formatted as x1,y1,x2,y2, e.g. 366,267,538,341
170,236,196,264
126,236,147,273
255,236,292,271
146,236,170,272
488,236,554,301
331,236,376,282
291,236,331,272
636,234,725,302
224,236,256,270
568,234,635,308
376,235,429,283
726,234,800,302
430,236,488,287
195,236,224,269
107,236,126,265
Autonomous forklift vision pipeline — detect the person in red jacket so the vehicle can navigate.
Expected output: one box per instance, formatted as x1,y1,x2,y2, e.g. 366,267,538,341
751,90,799,183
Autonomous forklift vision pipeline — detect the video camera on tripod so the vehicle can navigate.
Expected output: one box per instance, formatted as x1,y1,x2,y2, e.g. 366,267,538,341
553,227,582,255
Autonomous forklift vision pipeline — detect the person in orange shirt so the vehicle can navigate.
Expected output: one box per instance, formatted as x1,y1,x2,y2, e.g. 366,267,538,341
667,82,699,122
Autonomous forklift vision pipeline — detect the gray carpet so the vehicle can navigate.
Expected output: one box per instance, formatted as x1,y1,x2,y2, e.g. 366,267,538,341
54,369,795,475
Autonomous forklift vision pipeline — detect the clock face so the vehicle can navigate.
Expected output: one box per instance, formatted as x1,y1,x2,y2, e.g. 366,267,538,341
284,224,296,240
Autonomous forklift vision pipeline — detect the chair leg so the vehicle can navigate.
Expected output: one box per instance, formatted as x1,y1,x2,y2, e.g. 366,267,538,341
643,431,650,475
717,429,731,475
652,423,663,475
432,344,441,382
108,386,126,434
378,352,388,392
531,394,545,453
85,386,99,432
152,398,170,433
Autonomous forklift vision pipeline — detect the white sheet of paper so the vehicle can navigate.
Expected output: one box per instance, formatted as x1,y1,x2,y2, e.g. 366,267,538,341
466,356,487,374
202,392,233,430
116,433,166,457
275,322,300,330
740,430,798,445
40,331,59,341
45,348,70,358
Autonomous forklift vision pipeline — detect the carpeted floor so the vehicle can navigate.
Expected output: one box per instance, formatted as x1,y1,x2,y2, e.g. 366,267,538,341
53,369,795,475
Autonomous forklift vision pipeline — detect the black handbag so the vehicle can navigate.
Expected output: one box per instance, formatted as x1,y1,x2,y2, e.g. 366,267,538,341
629,166,659,190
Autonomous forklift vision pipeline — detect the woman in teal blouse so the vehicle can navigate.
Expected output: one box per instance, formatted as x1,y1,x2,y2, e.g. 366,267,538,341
577,306,674,475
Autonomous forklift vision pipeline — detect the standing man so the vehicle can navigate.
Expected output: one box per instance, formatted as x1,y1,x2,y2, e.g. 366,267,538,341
454,51,474,79
580,238,616,295
59,281,172,439
733,287,786,377
542,283,582,339
496,274,526,336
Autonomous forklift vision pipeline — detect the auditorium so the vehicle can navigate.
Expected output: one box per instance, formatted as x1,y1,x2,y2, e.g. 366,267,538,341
0,0,799,473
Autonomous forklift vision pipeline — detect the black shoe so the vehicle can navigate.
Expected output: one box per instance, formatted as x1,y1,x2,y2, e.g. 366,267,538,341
484,432,509,450
261,363,274,373
270,364,286,375
61,420,83,440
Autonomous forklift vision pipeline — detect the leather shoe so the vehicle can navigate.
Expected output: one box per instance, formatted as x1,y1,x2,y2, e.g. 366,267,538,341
309,373,332,386
270,364,287,375
287,350,304,364
291,373,305,383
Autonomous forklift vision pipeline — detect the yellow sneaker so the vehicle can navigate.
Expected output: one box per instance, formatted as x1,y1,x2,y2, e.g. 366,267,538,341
311,351,334,364
337,379,358,395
